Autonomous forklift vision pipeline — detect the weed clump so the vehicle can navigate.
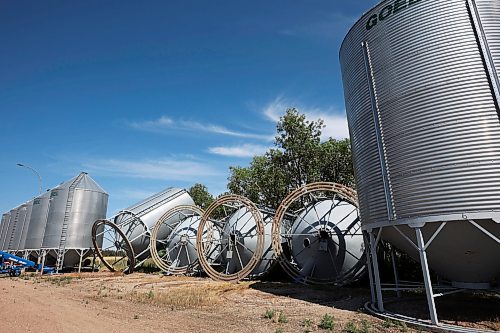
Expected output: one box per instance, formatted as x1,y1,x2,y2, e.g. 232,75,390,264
319,314,335,331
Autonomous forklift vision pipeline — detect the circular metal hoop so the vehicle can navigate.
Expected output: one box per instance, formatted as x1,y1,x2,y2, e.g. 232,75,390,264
91,219,135,273
196,194,265,283
150,205,204,275
272,182,365,285
113,210,150,242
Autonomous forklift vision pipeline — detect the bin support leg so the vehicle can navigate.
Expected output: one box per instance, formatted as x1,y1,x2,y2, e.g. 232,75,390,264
415,227,438,325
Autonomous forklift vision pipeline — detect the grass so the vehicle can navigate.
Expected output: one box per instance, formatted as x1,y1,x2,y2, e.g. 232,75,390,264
301,318,313,333
264,309,275,319
131,288,215,309
277,312,288,324
342,319,371,333
96,256,160,273
128,283,248,309
97,256,129,271
319,314,335,331
136,258,160,273
382,318,407,331
45,276,76,286
263,309,287,324
90,279,252,310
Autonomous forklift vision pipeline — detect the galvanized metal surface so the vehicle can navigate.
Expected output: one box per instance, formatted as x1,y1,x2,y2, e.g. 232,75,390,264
222,207,275,277
41,173,108,252
9,202,31,251
17,200,34,252
112,188,194,261
197,194,264,283
3,207,21,251
340,0,500,284
92,188,194,273
272,182,365,285
24,191,51,250
150,205,205,275
0,213,11,251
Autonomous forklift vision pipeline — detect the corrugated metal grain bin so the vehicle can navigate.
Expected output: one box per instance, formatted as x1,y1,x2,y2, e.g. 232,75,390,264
16,200,34,252
113,187,194,260
41,173,108,266
0,213,11,251
8,202,31,252
340,0,500,286
2,207,20,251
24,191,51,251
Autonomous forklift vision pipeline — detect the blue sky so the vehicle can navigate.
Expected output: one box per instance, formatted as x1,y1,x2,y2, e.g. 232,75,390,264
0,0,377,216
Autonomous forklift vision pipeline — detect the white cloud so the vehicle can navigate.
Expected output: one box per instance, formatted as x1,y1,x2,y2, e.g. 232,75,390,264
263,96,288,122
128,116,272,141
208,143,270,158
128,116,173,130
83,157,220,181
261,97,349,140
306,112,349,140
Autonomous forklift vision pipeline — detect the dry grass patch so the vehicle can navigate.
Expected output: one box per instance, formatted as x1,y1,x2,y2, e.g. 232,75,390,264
126,281,254,310
44,275,79,286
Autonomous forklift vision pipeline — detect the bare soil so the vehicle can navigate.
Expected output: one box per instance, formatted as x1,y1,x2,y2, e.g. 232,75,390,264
0,272,498,333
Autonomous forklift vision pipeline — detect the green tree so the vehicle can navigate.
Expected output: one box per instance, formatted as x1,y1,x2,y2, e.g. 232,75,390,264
227,108,355,207
275,108,324,188
188,183,214,208
319,138,355,188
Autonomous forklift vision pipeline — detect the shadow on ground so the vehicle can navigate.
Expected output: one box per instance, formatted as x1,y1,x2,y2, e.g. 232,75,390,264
250,279,500,331
384,292,500,330
250,281,370,311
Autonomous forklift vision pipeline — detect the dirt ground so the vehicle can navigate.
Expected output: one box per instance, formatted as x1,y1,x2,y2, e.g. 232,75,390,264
0,272,498,333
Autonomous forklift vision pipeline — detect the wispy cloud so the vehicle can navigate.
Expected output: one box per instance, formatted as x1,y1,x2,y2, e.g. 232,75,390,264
83,157,220,181
208,143,270,158
262,96,349,140
128,116,173,130
128,117,273,141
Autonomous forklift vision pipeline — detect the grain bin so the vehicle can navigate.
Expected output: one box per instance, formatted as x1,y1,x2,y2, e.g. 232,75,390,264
272,183,365,285
196,194,265,282
2,207,20,251
8,201,33,253
24,191,51,256
17,200,34,254
340,0,500,324
149,205,210,275
41,172,108,270
0,213,11,251
92,187,194,273
209,206,274,278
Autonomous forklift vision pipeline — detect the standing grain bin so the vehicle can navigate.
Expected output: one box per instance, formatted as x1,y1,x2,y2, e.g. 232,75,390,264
0,213,11,251
8,201,33,253
340,0,500,325
41,172,108,271
17,200,34,255
92,187,194,273
2,207,21,252
24,191,51,260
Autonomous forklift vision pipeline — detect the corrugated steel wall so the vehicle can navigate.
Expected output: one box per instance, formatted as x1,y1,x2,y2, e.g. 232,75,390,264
340,0,500,226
